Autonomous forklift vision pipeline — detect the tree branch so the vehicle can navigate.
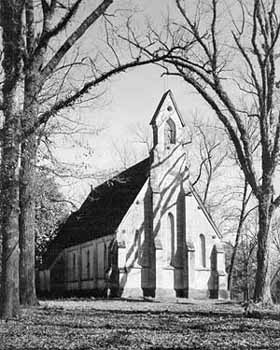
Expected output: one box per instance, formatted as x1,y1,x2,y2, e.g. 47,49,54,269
41,0,113,80
36,0,83,53
172,66,260,197
22,55,168,139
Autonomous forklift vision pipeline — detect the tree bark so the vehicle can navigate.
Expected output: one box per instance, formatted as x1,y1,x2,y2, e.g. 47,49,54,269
19,56,41,305
0,0,25,319
0,124,21,319
19,133,38,305
253,191,274,304
18,0,42,304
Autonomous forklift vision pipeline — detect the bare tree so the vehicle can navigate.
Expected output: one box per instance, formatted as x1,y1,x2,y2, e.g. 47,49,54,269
226,179,258,294
228,222,258,301
269,215,280,301
0,0,172,318
189,120,229,220
37,111,108,207
124,0,280,303
112,122,152,170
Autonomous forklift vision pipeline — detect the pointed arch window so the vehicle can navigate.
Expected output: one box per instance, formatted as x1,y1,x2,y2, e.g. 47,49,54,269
72,253,76,280
104,243,107,273
164,118,176,147
86,249,90,279
211,246,217,272
167,212,176,265
199,234,206,268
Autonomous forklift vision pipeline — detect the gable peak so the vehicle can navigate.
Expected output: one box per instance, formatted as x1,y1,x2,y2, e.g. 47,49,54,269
150,90,185,127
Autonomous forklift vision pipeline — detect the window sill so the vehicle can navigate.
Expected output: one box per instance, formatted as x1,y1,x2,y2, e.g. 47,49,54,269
196,267,210,272
163,265,175,270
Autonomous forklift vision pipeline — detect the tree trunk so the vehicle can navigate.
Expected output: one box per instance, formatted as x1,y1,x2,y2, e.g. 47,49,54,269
228,181,249,294
19,134,38,305
227,227,242,295
0,126,21,319
19,67,40,305
253,192,274,304
0,0,25,319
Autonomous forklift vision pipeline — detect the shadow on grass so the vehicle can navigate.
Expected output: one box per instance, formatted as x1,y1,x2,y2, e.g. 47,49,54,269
4,309,280,350
36,302,280,322
148,347,279,350
20,306,280,340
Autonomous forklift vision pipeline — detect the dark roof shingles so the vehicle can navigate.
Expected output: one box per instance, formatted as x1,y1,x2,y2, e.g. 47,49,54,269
42,157,150,268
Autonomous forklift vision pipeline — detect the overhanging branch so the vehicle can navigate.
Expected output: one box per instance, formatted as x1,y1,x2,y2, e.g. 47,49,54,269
36,0,83,53
23,55,168,139
41,0,114,80
174,67,260,197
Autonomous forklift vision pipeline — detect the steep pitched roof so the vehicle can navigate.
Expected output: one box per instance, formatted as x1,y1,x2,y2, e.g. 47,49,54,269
42,157,150,269
150,90,185,126
189,183,222,239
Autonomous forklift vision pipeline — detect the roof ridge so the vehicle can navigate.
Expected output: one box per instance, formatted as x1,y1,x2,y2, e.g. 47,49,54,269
88,157,150,196
189,183,222,239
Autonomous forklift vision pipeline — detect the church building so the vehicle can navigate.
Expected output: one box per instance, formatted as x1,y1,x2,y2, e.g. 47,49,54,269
39,90,228,299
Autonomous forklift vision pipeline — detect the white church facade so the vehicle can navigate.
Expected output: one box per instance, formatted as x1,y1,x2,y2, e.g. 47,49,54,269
39,90,228,299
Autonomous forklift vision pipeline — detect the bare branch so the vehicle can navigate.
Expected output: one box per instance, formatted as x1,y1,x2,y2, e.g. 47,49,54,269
23,54,169,139
41,0,114,80
37,0,83,52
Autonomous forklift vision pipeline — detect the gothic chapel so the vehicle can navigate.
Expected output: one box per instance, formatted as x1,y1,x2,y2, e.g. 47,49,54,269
39,91,228,299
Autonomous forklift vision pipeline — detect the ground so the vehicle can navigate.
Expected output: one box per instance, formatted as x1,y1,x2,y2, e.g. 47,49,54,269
1,299,280,349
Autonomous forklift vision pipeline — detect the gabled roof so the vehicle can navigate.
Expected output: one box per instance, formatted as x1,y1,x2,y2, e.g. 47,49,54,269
42,157,150,269
189,183,222,239
150,90,185,127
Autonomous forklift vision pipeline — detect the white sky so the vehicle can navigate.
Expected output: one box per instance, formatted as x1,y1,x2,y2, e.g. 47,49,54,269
53,0,216,203
55,64,213,203
53,0,271,209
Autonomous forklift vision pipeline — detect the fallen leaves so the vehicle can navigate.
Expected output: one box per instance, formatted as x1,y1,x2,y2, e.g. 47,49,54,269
1,299,280,349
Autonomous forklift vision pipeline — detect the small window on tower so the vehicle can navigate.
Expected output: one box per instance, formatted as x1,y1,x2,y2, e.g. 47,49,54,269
164,118,176,147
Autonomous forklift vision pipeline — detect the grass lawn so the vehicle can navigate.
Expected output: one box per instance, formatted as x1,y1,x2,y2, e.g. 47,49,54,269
1,299,280,349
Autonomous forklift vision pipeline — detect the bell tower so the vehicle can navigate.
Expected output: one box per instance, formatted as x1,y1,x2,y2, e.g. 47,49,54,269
148,90,189,298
